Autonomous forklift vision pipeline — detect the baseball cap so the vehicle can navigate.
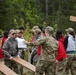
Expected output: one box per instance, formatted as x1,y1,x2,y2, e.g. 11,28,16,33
15,29,20,34
65,28,74,32
9,29,16,34
31,26,41,33
45,26,53,32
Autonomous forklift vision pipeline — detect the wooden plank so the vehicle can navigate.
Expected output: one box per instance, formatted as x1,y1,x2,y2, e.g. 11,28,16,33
0,63,18,75
13,57,36,72
70,16,76,22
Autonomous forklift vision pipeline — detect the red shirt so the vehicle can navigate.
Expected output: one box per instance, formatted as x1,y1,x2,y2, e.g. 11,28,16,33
37,45,41,56
0,48,4,58
56,35,67,61
0,37,7,59
2,37,7,46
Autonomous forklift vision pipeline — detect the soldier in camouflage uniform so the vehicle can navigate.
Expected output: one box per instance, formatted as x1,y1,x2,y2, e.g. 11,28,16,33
30,26,42,66
2,29,20,74
25,26,58,75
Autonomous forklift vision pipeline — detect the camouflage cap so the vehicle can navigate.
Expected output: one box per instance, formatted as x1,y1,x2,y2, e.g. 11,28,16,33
15,29,20,34
45,26,53,32
31,29,35,32
32,26,39,30
65,28,74,32
9,29,16,34
34,28,41,32
31,26,41,32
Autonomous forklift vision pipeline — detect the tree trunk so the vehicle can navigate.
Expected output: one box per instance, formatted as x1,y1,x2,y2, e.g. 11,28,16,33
45,0,49,18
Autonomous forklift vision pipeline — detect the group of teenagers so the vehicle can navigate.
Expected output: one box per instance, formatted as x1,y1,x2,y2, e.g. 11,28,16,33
0,26,76,75
26,26,76,75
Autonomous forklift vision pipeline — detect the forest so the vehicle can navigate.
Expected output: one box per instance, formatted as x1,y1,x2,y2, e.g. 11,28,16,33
0,0,76,33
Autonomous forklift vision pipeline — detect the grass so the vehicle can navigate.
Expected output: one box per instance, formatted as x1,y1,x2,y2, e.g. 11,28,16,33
23,68,35,75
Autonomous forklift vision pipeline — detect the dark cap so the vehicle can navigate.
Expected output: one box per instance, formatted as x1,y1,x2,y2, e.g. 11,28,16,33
19,26,25,30
4,31,9,35
56,30,62,35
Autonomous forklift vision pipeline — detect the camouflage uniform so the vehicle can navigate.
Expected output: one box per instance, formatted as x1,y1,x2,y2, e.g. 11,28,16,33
31,34,42,66
17,48,25,75
28,33,58,75
29,26,42,66
55,58,67,75
66,54,76,75
2,33,20,74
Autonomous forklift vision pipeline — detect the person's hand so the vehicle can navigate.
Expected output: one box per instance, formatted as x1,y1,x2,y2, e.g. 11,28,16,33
9,57,13,60
17,55,20,58
23,49,27,52
23,40,29,44
56,60,59,63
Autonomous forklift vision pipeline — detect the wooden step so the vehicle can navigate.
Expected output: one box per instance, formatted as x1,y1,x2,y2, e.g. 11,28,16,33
13,57,36,72
0,63,18,75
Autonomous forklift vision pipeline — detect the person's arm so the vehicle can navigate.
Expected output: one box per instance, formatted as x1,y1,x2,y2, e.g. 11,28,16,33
25,37,46,46
17,49,22,57
2,40,12,59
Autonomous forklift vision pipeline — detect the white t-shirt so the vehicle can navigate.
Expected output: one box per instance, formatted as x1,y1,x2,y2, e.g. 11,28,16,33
66,35,75,51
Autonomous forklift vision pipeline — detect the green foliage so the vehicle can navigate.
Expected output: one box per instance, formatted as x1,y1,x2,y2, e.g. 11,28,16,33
0,0,76,33
0,29,3,35
53,24,58,32
23,23,32,41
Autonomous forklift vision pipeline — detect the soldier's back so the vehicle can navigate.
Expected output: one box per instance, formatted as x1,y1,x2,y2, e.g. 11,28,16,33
40,36,58,61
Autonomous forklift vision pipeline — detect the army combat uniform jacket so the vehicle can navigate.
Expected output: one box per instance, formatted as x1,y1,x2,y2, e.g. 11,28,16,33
28,36,58,75
29,36,58,62
2,37,20,59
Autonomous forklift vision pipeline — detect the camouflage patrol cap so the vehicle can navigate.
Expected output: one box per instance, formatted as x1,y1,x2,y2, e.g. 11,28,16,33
15,29,20,34
34,28,41,32
9,29,16,34
31,26,41,33
65,28,74,32
32,26,39,30
31,28,41,33
45,26,53,32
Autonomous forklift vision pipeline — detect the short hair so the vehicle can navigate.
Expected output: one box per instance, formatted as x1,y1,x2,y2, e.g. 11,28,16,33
4,31,9,35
